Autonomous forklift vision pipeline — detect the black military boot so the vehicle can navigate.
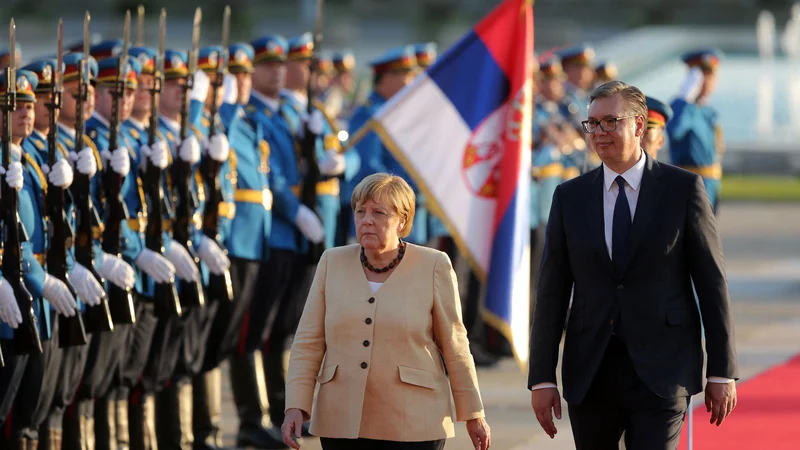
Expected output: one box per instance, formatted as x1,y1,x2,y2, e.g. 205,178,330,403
229,351,286,449
156,379,193,450
129,389,157,450
93,395,114,450
192,368,226,450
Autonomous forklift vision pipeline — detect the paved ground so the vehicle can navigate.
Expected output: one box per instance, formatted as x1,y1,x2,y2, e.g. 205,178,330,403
216,201,800,450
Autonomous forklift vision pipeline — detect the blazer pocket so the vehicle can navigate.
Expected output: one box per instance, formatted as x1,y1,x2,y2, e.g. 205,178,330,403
316,364,338,384
666,308,692,326
398,366,436,390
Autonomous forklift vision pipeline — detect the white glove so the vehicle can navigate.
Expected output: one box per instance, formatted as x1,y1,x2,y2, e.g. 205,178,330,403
190,69,211,103
165,241,200,281
293,205,325,244
43,159,74,188
318,149,345,176
71,263,105,306
141,140,169,170
207,134,230,162
134,249,176,284
222,73,238,105
678,67,704,103
305,109,325,135
0,276,22,329
69,147,98,177
97,251,136,290
197,235,231,276
0,161,24,191
102,147,131,176
43,274,78,317
178,136,201,165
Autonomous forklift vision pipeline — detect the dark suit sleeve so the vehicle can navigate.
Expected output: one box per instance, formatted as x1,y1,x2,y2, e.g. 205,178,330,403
685,175,738,380
528,185,574,389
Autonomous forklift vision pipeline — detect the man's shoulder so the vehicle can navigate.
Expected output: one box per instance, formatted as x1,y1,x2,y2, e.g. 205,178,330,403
656,161,701,185
558,165,600,193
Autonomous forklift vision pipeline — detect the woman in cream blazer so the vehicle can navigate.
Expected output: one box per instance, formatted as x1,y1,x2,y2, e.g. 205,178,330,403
282,174,490,450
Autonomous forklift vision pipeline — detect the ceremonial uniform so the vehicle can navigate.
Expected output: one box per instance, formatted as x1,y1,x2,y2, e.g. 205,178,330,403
556,44,595,122
668,49,724,213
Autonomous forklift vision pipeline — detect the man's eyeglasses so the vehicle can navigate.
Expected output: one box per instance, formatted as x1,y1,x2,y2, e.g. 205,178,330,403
581,115,637,134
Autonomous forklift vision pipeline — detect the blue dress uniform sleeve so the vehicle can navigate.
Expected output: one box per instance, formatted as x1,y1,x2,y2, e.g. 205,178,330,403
342,146,360,182
119,220,144,261
189,99,206,129
666,99,698,142
21,242,46,298
268,135,300,224
349,106,388,179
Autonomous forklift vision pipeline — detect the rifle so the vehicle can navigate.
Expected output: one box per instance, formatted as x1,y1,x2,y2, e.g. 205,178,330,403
299,0,326,264
172,7,205,309
71,12,117,330
144,9,181,317
46,20,89,346
101,11,136,324
2,18,42,354
201,5,233,303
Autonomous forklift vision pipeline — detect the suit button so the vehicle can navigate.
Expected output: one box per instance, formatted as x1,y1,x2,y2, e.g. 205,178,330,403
361,362,368,369
368,297,375,304
365,318,372,325
617,284,624,290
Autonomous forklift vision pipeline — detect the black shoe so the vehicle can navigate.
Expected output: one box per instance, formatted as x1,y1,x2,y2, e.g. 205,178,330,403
236,425,288,449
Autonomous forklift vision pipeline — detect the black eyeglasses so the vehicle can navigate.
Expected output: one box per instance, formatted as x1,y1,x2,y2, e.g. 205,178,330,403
581,115,637,134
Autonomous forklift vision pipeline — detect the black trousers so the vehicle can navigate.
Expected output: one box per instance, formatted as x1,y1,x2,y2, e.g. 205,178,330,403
242,250,296,352
320,437,446,450
568,336,689,450
0,340,29,425
334,204,352,247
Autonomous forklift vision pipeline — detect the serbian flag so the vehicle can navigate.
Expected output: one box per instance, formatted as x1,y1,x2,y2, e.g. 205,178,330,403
369,0,534,363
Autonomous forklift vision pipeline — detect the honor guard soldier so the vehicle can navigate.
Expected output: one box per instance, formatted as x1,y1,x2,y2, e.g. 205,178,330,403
125,46,159,135
643,96,673,160
5,69,80,450
593,61,617,88
232,34,304,448
555,43,595,119
22,57,108,450
0,70,67,448
347,46,424,242
667,48,725,213
329,49,357,126
88,52,176,450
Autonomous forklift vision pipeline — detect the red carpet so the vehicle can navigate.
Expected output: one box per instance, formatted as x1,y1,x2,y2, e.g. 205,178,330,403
678,354,800,449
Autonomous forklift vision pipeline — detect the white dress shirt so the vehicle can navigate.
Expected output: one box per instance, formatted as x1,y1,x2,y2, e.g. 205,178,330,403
532,151,732,391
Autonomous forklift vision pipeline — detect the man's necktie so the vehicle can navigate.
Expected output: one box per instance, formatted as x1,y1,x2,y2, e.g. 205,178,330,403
612,175,632,271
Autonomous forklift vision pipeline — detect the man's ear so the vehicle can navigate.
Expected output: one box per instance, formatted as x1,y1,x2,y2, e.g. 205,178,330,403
635,115,645,138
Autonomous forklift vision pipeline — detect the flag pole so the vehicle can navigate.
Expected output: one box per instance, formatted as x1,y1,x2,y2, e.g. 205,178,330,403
687,395,694,450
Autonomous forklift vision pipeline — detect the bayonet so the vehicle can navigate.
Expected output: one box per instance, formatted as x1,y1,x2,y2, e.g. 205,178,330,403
136,4,145,46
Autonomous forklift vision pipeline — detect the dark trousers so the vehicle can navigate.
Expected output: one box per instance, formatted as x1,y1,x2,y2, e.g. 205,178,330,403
242,250,296,353
335,204,352,247
320,437,446,450
529,226,544,327
568,336,689,450
436,236,484,343
0,340,29,425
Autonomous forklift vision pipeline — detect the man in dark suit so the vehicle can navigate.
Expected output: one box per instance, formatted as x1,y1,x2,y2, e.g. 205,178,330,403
527,81,738,450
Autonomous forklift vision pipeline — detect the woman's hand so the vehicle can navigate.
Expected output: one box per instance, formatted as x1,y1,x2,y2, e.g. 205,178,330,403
466,417,491,450
282,408,305,449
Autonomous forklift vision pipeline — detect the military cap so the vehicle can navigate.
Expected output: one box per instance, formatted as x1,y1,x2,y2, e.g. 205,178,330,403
228,43,255,74
287,32,314,61
251,35,287,64
163,50,189,80
198,46,225,74
370,46,417,75
314,51,335,75
681,48,723,72
21,59,65,93
594,61,617,81
0,44,22,68
96,56,141,90
556,44,595,67
645,96,673,129
62,53,99,84
413,42,437,68
128,47,157,75
333,50,355,73
0,69,39,102
90,39,124,63
67,34,102,53
538,58,564,79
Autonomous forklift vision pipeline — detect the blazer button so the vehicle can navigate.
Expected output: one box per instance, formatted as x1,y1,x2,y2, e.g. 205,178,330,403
361,362,368,369
617,284,624,290
365,318,372,325
363,340,370,347
368,297,375,304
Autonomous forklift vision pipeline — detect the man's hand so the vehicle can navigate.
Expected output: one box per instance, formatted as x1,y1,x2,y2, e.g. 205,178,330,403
531,387,561,438
705,381,737,426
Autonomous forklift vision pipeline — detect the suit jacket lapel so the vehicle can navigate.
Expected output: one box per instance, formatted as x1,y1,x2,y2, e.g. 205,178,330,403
618,153,665,275
587,167,615,278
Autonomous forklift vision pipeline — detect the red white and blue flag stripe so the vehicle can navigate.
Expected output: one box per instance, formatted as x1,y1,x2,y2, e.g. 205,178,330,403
370,0,534,362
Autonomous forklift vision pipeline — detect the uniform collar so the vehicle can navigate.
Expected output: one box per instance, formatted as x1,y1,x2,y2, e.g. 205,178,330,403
251,89,280,112
57,122,76,138
92,112,110,129
160,114,181,134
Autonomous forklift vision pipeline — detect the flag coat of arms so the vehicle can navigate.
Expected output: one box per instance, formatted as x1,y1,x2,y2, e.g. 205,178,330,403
365,0,534,363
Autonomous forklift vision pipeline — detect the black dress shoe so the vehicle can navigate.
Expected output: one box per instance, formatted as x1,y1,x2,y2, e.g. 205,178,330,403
236,425,288,449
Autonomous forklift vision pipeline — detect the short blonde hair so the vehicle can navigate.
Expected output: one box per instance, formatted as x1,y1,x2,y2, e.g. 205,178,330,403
351,173,416,238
